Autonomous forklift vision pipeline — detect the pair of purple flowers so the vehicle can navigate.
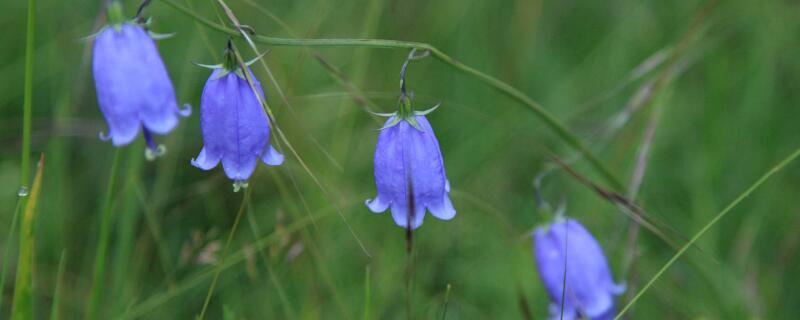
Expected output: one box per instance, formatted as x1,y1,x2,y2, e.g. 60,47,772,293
91,14,455,229
92,20,282,187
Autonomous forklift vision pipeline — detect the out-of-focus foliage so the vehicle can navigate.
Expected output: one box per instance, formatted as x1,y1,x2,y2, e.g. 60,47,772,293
1,0,800,319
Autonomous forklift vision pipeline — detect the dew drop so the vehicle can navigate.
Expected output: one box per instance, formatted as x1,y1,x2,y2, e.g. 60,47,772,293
17,186,29,197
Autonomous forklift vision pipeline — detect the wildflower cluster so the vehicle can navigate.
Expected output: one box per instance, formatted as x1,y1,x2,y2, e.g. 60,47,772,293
88,2,625,319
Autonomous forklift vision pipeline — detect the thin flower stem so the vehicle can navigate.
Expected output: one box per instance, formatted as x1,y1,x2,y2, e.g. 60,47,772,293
158,0,624,192
197,186,252,320
86,148,122,320
20,0,35,190
614,147,800,320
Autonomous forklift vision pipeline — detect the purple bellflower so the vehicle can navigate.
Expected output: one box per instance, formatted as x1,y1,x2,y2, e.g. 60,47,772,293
92,3,189,156
365,53,455,230
191,43,283,191
533,219,625,320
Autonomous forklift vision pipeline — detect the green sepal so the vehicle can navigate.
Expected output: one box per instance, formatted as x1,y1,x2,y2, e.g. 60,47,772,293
192,62,225,70
414,102,441,116
244,50,270,67
213,69,233,80
148,31,176,41
379,116,402,130
78,26,109,42
368,110,397,118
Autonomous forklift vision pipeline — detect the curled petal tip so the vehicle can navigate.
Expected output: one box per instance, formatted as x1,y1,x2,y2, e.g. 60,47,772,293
261,145,284,166
191,148,220,170
429,195,456,220
178,103,192,117
609,282,626,295
365,196,389,213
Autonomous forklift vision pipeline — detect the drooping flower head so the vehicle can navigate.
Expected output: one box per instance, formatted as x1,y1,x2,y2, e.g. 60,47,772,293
191,42,283,191
365,49,455,230
92,1,189,157
533,218,625,320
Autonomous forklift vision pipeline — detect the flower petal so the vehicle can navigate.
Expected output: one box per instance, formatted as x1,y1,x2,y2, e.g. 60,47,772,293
261,145,284,166
365,195,389,213
191,147,221,170
428,194,456,220
390,203,425,230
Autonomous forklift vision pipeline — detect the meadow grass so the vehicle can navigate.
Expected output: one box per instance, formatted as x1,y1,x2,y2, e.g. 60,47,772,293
2,0,800,319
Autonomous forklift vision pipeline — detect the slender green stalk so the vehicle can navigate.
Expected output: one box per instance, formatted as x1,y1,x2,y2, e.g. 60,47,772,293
441,284,452,320
119,212,328,320
363,266,371,320
20,0,35,190
11,155,44,320
245,207,296,320
614,147,800,319
0,200,22,316
158,0,623,191
197,187,252,320
86,149,123,320
49,251,66,320
9,0,36,316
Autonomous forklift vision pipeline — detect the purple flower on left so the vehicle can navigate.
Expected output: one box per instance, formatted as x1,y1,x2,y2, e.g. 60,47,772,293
92,23,189,152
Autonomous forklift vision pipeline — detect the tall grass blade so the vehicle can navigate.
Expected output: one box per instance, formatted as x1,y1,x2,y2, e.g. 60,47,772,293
11,154,44,320
19,0,35,190
197,188,252,320
86,149,123,320
363,266,371,320
0,201,22,317
614,147,800,319
49,251,66,320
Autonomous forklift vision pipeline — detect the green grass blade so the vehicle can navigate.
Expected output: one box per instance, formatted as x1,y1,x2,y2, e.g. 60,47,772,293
119,212,326,319
19,0,35,189
614,147,800,319
11,155,44,320
363,266,371,320
49,251,66,320
86,149,123,320
197,188,252,320
245,207,296,319
0,200,22,317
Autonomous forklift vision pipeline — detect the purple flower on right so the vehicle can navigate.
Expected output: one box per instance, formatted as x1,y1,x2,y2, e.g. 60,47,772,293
533,219,625,320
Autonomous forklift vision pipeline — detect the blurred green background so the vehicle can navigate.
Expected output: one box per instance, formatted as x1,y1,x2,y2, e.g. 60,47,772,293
2,0,800,319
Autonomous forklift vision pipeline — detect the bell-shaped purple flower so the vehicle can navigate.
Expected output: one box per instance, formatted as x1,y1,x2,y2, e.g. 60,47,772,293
365,111,456,230
191,66,283,187
533,219,625,320
92,23,189,148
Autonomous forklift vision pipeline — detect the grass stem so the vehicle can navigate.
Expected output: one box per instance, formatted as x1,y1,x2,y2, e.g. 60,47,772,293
86,149,122,320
